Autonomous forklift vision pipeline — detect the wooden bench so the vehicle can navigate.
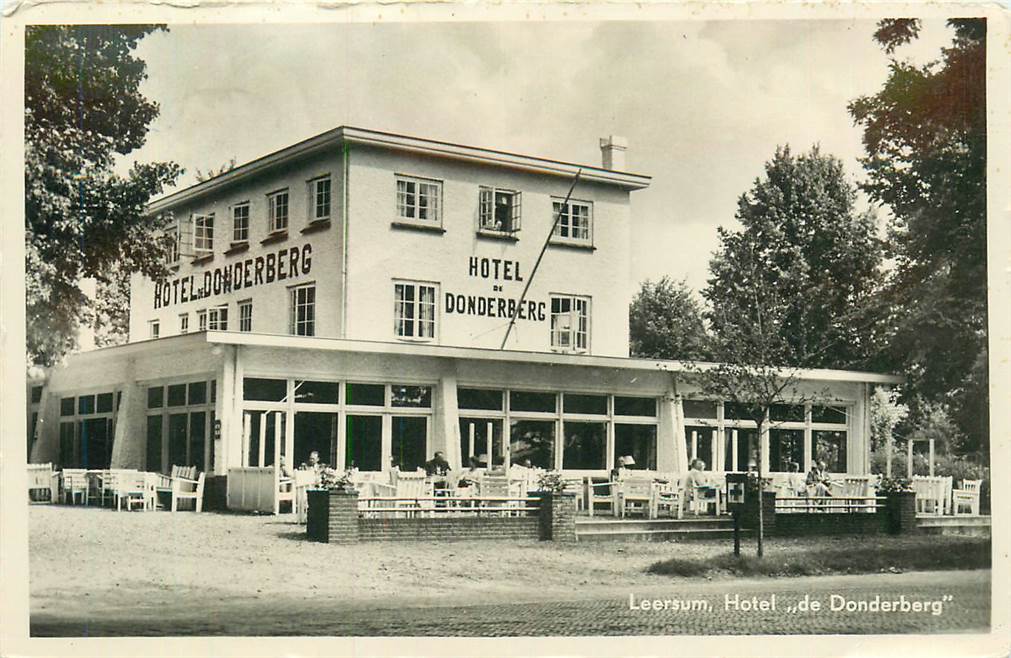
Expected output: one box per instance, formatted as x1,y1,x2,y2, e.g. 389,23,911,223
158,465,205,512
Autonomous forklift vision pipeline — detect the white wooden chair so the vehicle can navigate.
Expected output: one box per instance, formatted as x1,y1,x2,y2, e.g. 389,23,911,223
617,477,654,518
952,479,982,516
478,474,517,516
61,469,89,505
27,463,58,503
912,475,950,516
585,476,616,516
159,465,206,512
653,476,684,519
114,471,150,511
560,476,586,513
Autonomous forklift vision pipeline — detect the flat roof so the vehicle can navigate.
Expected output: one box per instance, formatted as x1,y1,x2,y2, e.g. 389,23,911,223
195,331,903,385
148,126,652,215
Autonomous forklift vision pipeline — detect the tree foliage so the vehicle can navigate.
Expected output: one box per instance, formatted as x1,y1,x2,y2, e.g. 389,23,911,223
849,19,987,455
703,145,883,371
25,25,181,366
92,266,131,347
195,157,237,182
629,276,710,360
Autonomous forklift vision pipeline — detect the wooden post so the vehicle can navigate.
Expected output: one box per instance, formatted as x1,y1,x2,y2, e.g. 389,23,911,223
885,423,892,477
928,438,935,477
907,439,913,479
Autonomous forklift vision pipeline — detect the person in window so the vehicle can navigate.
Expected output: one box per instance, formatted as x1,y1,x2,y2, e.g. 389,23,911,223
806,460,835,497
494,193,511,231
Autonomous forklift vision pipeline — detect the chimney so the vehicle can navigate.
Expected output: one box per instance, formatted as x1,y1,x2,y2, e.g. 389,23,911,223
599,135,627,171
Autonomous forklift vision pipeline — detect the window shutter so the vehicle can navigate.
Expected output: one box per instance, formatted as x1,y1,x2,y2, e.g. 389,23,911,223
510,191,522,232
479,187,492,228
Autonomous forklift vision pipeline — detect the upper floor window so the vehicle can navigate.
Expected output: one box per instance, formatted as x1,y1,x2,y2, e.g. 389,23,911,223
551,199,592,244
197,309,208,332
149,320,160,339
310,176,331,222
396,176,441,225
268,190,289,233
193,213,214,255
394,281,437,340
479,187,521,233
290,283,316,336
550,294,589,353
208,304,228,331
179,313,189,335
232,203,250,243
165,217,180,265
238,299,253,332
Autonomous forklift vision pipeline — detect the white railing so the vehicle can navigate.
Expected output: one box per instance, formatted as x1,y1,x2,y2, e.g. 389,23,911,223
357,495,541,518
774,496,885,514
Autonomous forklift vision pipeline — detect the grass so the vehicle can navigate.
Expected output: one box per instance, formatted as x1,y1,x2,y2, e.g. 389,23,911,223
647,536,991,578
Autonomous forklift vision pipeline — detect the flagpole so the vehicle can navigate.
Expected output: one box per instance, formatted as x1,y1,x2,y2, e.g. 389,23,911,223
499,169,582,350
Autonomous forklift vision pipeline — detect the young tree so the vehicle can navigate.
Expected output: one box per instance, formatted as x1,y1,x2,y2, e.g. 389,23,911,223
849,19,988,456
92,266,131,347
704,145,883,371
25,25,181,367
629,277,710,360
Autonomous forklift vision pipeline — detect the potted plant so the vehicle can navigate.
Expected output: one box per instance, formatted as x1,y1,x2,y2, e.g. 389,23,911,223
306,468,359,543
878,476,916,534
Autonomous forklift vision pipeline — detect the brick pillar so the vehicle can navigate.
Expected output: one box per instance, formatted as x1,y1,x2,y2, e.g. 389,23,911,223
307,490,360,543
538,492,577,542
886,491,918,535
742,489,777,535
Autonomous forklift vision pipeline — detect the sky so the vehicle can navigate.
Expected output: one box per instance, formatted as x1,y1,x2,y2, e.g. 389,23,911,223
123,19,953,296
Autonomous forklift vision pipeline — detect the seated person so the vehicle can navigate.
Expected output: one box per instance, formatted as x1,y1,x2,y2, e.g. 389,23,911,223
456,456,484,489
279,455,294,479
786,461,806,496
684,459,712,512
806,460,835,496
299,450,326,472
424,451,450,477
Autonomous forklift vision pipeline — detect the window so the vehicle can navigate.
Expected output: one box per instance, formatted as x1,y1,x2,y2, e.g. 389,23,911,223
165,221,180,265
293,380,339,405
179,313,189,334
232,203,250,243
268,190,289,233
30,386,43,404
197,310,208,332
208,305,228,331
550,295,589,352
193,213,214,254
346,383,385,406
238,300,252,332
551,199,592,243
458,388,503,411
244,378,288,402
290,284,315,336
149,320,160,339
310,176,331,222
394,281,436,340
478,187,521,233
395,176,441,224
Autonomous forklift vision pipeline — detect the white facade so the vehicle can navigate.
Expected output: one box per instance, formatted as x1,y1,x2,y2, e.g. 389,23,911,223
29,127,901,487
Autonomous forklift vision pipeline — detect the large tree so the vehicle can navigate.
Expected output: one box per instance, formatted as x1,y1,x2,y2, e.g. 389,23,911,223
849,19,988,456
629,276,710,360
25,25,181,366
703,145,883,370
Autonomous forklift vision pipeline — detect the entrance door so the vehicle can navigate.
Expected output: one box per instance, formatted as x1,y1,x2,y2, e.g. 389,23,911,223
243,410,286,467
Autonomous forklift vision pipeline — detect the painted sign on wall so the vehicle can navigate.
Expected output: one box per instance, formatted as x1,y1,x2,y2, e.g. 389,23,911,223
154,243,313,309
444,256,546,322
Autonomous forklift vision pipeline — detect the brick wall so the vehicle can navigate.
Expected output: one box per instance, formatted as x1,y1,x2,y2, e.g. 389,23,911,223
307,490,360,543
773,512,888,537
359,516,540,542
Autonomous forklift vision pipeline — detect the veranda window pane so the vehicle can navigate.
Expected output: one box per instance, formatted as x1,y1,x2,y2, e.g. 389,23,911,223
187,381,207,406
345,383,385,406
811,405,848,424
96,392,114,414
457,388,503,411
293,380,339,405
391,416,427,472
391,385,431,408
614,396,656,417
509,419,555,470
770,404,805,422
77,395,95,415
614,424,657,470
459,418,504,467
243,378,287,402
510,390,556,413
345,415,382,472
683,400,717,419
147,387,163,409
813,430,847,472
167,384,187,407
562,421,606,470
60,397,75,416
563,394,607,415
770,428,805,472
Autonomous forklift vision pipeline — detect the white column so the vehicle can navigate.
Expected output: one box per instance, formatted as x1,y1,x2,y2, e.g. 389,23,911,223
435,371,462,470
803,404,813,472
760,409,770,474
673,393,688,473
928,438,935,476
907,439,914,479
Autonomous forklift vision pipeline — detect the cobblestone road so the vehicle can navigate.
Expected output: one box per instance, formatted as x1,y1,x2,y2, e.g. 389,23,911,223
31,570,989,637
